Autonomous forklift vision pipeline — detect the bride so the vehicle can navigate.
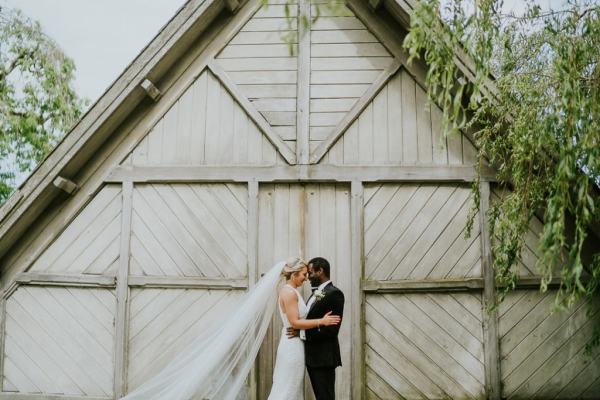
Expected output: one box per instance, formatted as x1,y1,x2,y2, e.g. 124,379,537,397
119,258,340,400
268,257,340,400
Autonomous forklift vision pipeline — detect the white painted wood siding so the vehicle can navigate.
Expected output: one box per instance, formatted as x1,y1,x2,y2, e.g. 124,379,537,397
365,184,481,280
3,287,115,396
499,290,600,398
124,70,285,166
127,288,243,391
309,3,394,147
28,186,121,276
322,69,479,166
130,183,248,278
365,292,485,399
216,1,299,149
257,183,351,400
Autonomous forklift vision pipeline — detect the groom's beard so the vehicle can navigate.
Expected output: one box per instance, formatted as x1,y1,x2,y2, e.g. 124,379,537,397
309,278,320,287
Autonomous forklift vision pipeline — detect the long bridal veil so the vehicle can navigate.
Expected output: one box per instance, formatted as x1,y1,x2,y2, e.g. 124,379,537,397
120,261,285,400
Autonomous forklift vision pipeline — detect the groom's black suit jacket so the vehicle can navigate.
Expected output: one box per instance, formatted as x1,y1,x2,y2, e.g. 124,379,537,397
304,282,344,368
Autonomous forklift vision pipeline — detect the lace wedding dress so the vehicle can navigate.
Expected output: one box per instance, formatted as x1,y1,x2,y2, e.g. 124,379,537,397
267,284,308,400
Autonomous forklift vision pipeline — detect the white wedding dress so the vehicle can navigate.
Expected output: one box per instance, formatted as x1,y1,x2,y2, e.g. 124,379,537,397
268,284,308,400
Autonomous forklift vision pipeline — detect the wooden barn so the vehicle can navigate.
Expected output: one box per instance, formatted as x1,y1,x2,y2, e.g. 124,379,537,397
0,0,599,399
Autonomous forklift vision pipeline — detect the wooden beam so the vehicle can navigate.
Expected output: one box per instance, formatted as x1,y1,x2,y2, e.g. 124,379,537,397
140,78,162,101
225,0,240,13
128,276,248,290
52,176,78,195
385,0,498,100
369,0,384,10
480,181,501,400
0,190,22,225
363,278,484,293
347,0,426,92
350,181,365,400
114,181,133,398
107,164,495,183
296,0,311,164
207,60,297,165
0,0,225,261
14,272,116,287
310,59,402,164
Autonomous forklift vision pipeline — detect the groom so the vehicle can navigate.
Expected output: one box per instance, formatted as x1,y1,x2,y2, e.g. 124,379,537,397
289,257,345,400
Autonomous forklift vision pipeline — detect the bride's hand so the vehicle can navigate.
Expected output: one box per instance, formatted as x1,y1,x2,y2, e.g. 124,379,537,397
320,311,341,326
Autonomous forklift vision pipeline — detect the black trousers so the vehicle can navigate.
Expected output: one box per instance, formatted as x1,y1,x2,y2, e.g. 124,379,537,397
307,367,336,400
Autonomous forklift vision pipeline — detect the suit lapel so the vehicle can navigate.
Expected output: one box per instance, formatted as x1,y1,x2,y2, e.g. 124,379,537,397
308,282,332,314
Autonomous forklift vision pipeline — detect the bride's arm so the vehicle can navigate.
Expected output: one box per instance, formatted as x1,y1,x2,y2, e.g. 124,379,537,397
280,288,340,330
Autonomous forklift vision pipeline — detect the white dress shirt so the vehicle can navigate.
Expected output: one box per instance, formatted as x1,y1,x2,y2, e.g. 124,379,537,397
300,280,331,340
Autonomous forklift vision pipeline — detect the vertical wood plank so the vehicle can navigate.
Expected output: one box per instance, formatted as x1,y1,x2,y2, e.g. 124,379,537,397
191,70,207,165
401,71,417,163
480,181,501,399
351,181,365,400
372,86,388,163
416,85,433,164
358,103,374,164
387,72,402,163
431,104,448,164
114,181,133,397
248,181,258,400
297,0,310,164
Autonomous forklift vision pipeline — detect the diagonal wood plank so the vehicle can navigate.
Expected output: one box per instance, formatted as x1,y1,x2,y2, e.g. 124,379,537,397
498,290,600,399
366,185,437,279
367,296,484,398
127,289,242,390
4,287,115,396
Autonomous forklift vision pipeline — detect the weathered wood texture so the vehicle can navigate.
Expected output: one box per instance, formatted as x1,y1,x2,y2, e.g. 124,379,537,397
256,184,303,400
3,287,115,397
27,186,121,276
365,292,485,399
216,2,299,148
256,183,351,400
123,70,286,166
364,183,481,281
130,183,248,278
322,69,478,165
127,288,243,391
499,290,600,398
491,186,546,277
309,3,394,148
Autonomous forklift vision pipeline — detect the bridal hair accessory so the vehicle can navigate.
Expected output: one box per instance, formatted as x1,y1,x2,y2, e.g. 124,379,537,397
281,256,307,279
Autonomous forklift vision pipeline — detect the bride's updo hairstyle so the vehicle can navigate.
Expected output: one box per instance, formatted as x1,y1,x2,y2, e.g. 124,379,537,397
281,256,307,280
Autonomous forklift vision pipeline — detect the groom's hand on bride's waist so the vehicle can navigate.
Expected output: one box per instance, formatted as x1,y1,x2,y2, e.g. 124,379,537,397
286,327,299,339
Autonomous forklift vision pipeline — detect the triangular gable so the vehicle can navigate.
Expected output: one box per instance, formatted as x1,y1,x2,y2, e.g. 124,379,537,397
321,68,478,165
0,0,233,261
309,3,394,143
216,4,299,146
122,69,285,166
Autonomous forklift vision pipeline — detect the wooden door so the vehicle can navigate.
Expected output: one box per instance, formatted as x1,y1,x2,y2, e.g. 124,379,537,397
363,183,486,399
257,183,352,399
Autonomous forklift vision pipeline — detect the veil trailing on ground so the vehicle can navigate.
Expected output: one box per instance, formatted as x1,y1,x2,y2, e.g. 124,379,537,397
120,261,285,400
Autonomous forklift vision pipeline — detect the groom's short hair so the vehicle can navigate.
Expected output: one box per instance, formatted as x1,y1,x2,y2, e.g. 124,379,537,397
309,257,330,278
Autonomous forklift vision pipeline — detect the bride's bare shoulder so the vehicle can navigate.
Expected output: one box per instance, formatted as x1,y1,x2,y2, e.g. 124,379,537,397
278,286,296,299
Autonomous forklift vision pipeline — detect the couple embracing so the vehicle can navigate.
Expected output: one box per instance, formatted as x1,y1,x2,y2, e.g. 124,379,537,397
268,257,345,400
